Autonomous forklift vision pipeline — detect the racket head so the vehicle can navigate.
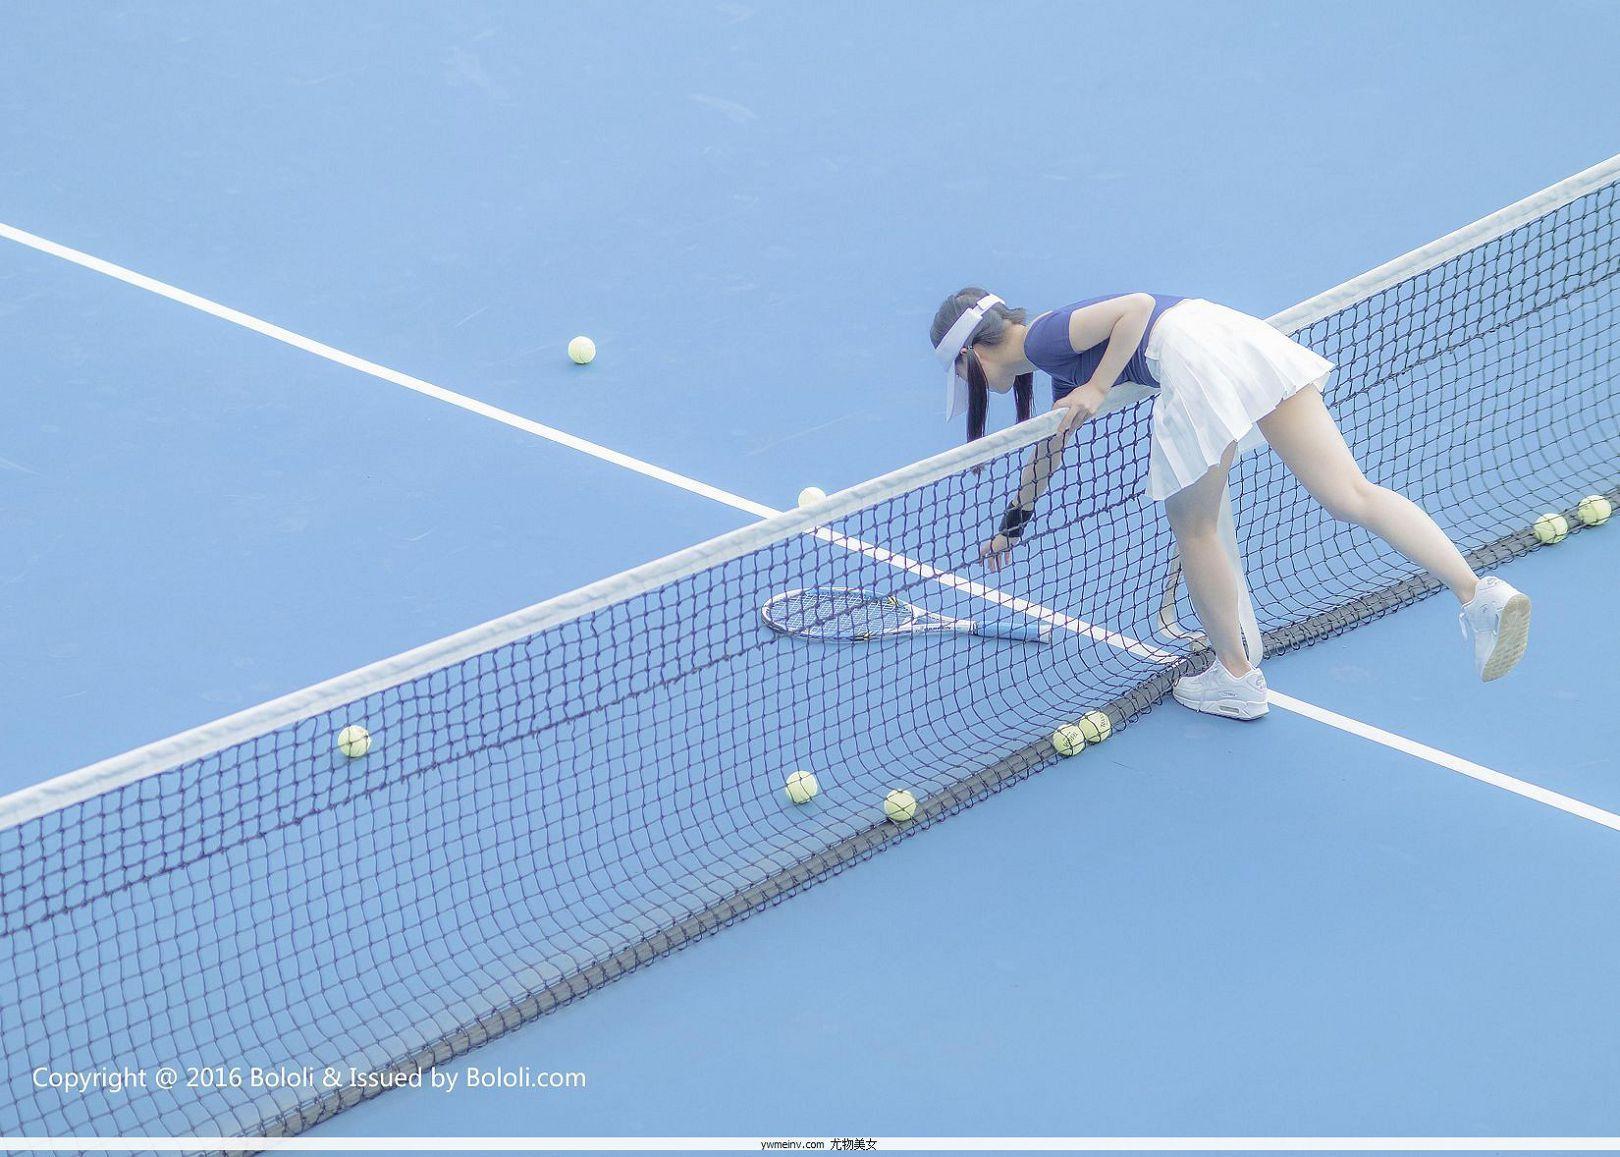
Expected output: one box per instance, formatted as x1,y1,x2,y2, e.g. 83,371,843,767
761,586,918,640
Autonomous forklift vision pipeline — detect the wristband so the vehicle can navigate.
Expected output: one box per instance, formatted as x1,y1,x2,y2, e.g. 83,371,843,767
999,505,1034,541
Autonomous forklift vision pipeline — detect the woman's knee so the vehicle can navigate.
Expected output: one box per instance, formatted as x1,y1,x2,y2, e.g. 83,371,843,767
1166,507,1223,544
1165,480,1226,533
1314,475,1384,525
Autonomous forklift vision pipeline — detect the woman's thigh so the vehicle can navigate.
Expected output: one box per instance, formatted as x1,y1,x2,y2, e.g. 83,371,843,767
1163,443,1238,535
1257,386,1370,515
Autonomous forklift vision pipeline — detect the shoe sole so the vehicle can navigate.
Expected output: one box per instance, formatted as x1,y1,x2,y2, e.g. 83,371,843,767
1172,685,1269,720
1481,593,1532,682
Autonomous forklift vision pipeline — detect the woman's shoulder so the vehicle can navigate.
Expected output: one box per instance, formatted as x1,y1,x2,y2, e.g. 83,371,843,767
1026,296,1127,354
1023,308,1072,363
1039,293,1146,327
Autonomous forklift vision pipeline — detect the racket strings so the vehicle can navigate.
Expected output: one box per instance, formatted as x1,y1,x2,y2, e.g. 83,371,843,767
767,589,915,639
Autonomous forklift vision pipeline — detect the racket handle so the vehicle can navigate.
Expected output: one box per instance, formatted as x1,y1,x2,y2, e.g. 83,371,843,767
973,619,1053,644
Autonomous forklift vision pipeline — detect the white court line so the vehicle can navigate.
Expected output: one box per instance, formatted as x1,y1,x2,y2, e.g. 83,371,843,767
0,222,776,521
818,527,1179,662
1,219,1610,834
1271,690,1620,831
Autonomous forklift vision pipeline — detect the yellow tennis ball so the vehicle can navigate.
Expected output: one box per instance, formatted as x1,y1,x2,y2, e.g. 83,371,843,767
1533,512,1569,544
797,486,827,508
1577,495,1612,526
785,770,819,805
567,335,596,365
1078,710,1112,745
1051,724,1087,757
336,724,371,759
883,789,918,823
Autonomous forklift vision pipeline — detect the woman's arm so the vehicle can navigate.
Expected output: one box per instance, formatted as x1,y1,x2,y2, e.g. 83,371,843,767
980,294,1155,570
1055,292,1155,435
980,426,1067,570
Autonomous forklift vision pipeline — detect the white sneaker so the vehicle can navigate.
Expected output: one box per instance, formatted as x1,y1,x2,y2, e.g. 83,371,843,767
1459,576,1532,681
1173,660,1269,720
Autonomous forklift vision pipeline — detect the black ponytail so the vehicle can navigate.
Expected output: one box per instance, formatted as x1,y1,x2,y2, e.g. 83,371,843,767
964,351,990,443
1014,372,1034,424
965,364,1034,444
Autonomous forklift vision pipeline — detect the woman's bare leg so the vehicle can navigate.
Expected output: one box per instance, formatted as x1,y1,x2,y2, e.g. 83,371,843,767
1163,443,1252,676
1258,387,1479,604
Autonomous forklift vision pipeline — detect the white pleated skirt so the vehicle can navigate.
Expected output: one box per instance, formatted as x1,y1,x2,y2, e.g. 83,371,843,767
1142,299,1335,501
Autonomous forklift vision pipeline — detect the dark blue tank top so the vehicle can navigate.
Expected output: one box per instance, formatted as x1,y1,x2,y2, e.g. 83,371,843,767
1024,294,1186,398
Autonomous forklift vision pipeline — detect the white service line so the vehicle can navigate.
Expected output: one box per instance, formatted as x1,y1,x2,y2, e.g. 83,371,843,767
1271,690,1620,831
4,219,1612,835
816,527,1180,663
0,221,776,521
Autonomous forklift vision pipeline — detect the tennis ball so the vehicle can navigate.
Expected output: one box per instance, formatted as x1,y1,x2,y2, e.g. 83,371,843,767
567,336,596,365
797,486,827,508
336,724,372,759
1078,710,1112,745
1577,495,1612,526
785,770,819,805
1533,512,1570,544
1051,724,1087,757
883,789,918,823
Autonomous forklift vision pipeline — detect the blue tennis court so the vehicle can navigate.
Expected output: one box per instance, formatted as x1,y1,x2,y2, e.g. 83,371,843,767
3,3,1620,1151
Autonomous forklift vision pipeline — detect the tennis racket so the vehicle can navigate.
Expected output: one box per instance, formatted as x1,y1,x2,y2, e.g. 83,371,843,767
761,586,1052,643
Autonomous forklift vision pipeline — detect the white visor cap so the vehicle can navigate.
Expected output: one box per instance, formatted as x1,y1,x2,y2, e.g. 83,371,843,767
933,293,1003,420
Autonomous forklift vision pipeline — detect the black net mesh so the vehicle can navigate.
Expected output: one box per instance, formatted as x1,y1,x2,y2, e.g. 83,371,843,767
1,173,1615,1146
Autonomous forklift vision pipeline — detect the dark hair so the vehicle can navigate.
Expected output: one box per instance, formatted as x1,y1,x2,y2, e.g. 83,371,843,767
929,286,1034,443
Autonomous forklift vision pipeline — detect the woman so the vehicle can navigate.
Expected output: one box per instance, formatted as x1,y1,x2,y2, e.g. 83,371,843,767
928,288,1530,719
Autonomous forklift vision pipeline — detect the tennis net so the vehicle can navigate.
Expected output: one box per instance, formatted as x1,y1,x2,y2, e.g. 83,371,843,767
2,154,1617,1144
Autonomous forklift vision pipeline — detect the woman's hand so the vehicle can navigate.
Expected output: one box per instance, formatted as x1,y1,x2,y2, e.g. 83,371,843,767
1053,381,1109,437
980,532,1015,572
